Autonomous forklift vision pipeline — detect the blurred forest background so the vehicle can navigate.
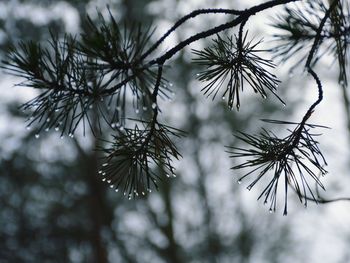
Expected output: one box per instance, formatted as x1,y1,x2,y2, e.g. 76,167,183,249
0,0,350,262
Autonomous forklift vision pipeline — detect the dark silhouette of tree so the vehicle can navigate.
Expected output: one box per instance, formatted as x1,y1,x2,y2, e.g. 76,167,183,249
1,0,350,261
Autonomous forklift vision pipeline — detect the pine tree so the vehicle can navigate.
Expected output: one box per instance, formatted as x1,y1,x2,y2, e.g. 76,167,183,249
2,0,350,215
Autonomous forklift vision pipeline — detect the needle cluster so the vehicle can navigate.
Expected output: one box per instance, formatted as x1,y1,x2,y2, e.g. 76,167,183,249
227,120,328,214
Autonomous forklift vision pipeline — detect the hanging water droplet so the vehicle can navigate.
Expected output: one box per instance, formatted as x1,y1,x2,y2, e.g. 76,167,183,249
142,106,147,111
262,94,267,99
102,163,108,167
288,71,294,78
148,189,152,193
102,172,106,176
60,135,64,139
169,83,173,87
87,81,93,87
110,185,114,188
269,208,273,214
107,180,111,183
128,196,132,200
115,189,119,192
111,123,116,128
151,103,157,109
45,128,49,132
222,96,226,100
100,97,104,102
46,118,50,122
237,179,242,184
166,174,170,178
98,170,103,174
196,73,200,77
173,174,177,178
55,127,59,131
119,126,124,131
142,191,145,196
89,105,93,109
102,178,106,181
123,192,126,196
55,109,59,112
135,109,140,114
26,126,31,130
247,186,252,191
35,134,40,139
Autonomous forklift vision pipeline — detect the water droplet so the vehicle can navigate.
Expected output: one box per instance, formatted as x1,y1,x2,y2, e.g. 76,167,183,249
110,185,114,188
100,97,104,102
222,96,225,100
115,189,119,192
26,126,31,130
55,109,59,112
148,189,152,193
60,135,64,139
169,83,173,87
237,179,242,184
119,126,124,131
166,174,170,178
102,172,106,176
262,94,267,99
102,178,106,181
107,180,111,183
46,118,50,122
135,109,139,114
45,128,49,132
151,103,157,109
123,192,126,196
196,73,200,77
128,196,132,200
173,174,177,178
35,134,40,139
98,170,103,174
102,163,108,167
142,106,147,111
87,81,93,87
55,127,59,131
89,105,93,109
288,71,294,78
111,123,116,128
142,191,145,195
269,208,273,214
247,186,252,191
